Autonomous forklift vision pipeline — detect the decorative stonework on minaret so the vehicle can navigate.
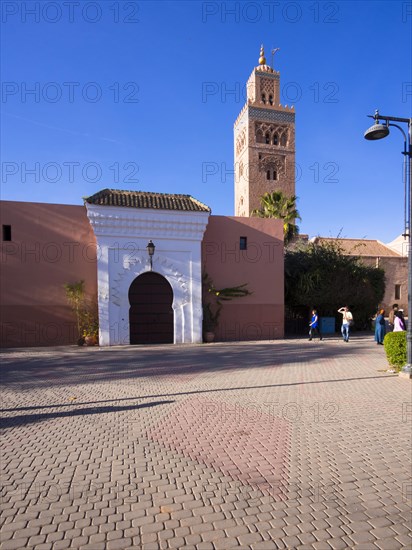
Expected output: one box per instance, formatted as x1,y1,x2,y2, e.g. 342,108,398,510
234,46,296,216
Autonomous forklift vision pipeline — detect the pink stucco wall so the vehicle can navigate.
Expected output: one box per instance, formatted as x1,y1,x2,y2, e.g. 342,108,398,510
0,203,284,347
0,201,97,347
202,216,284,340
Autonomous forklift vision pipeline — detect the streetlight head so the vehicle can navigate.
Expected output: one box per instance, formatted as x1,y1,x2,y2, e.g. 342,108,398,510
146,240,155,271
364,123,390,140
146,240,155,256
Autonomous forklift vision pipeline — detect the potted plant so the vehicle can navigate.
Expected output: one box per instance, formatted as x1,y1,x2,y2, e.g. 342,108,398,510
64,280,99,346
202,272,251,343
202,302,221,343
82,310,99,346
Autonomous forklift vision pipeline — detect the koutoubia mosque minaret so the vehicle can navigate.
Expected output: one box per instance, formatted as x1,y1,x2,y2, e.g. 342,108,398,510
234,46,296,216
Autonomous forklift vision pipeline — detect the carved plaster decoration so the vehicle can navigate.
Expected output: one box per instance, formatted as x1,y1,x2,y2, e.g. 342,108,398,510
259,154,286,175
123,256,143,270
98,291,109,302
236,128,247,156
260,77,275,96
87,206,209,241
246,79,255,103
86,202,209,346
255,122,289,146
158,257,190,307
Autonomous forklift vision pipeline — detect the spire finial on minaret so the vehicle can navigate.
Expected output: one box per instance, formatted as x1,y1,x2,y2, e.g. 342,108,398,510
258,45,266,65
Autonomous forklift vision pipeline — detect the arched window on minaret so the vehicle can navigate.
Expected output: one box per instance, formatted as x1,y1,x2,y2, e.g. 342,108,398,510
273,133,278,145
266,170,271,180
265,133,270,144
261,93,266,104
273,170,278,181
269,94,273,105
280,133,287,146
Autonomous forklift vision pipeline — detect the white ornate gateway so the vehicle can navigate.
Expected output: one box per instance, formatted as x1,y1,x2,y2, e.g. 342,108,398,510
85,189,210,346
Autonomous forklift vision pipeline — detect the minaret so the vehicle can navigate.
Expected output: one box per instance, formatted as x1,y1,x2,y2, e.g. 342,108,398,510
234,46,296,216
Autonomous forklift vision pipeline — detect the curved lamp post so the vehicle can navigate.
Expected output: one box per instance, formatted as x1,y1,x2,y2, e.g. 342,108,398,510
146,240,155,271
364,110,412,377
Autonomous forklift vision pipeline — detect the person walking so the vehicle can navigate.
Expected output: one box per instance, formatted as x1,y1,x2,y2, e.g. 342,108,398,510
393,310,406,332
309,309,322,341
375,308,386,344
338,306,353,342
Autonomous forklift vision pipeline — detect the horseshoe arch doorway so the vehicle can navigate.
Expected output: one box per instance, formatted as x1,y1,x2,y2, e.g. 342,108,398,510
128,272,174,344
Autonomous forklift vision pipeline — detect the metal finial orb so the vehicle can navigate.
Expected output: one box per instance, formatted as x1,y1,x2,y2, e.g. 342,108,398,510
259,45,266,65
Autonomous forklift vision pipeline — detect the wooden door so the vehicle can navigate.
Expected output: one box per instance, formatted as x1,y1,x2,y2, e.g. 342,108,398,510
129,272,174,344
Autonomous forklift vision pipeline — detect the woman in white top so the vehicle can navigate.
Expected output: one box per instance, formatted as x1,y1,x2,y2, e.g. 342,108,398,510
393,311,406,332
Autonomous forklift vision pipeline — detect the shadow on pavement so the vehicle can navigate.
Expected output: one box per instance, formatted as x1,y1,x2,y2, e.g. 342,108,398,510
1,374,396,416
0,336,388,392
0,399,175,429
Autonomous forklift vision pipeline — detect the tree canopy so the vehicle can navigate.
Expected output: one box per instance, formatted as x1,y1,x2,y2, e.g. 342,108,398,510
285,239,385,328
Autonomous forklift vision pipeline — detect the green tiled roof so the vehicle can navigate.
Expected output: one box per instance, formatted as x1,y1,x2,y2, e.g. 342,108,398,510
85,189,211,213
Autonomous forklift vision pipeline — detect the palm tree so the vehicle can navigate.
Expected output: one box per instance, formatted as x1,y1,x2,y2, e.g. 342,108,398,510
251,191,301,244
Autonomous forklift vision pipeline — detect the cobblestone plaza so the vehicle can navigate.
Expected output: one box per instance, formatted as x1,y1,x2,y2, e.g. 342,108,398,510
1,336,411,549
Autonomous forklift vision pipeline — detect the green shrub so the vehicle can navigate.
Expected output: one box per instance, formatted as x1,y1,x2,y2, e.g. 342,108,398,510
285,239,385,329
383,331,407,370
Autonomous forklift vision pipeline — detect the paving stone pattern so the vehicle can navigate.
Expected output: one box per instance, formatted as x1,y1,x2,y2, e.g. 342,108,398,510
0,336,411,549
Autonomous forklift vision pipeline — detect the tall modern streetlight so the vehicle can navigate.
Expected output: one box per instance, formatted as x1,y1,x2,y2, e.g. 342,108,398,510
364,110,412,377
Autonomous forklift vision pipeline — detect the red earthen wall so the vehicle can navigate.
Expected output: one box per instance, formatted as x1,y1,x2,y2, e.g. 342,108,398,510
202,216,284,340
0,201,97,347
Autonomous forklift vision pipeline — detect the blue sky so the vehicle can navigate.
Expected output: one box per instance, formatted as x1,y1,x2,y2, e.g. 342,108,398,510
1,0,411,243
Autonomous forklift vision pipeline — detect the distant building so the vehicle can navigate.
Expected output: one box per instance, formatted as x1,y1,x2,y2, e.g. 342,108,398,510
386,234,409,257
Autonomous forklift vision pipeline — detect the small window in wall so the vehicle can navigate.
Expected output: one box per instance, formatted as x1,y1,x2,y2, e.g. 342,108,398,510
269,94,273,105
240,237,247,250
266,170,271,180
273,170,278,181
261,93,266,104
395,284,401,300
2,225,11,241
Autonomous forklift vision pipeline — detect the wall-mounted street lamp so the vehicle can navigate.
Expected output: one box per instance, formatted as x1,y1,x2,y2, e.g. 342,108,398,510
146,240,155,271
364,110,412,377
